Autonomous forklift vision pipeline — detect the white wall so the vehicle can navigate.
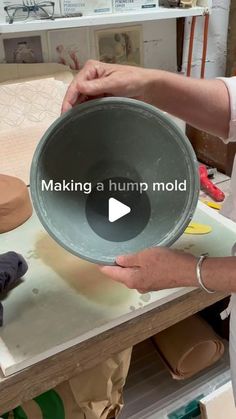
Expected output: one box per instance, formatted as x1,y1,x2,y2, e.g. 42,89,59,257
0,20,177,72
89,20,177,71
0,0,230,77
182,0,231,78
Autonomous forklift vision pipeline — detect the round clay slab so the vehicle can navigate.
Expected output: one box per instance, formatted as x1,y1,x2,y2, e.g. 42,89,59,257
0,174,32,233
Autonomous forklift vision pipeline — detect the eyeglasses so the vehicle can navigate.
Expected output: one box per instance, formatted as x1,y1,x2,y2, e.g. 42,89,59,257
4,0,55,24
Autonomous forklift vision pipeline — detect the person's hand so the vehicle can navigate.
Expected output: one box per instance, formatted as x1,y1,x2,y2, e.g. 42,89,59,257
99,247,198,293
61,59,156,113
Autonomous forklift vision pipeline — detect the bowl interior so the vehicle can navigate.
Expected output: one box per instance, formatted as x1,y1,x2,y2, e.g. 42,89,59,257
30,98,199,264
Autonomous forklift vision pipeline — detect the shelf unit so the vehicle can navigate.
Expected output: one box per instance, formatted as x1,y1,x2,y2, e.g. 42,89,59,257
0,5,210,34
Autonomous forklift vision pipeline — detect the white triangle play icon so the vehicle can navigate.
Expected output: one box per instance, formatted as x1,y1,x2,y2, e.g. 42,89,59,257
108,198,131,223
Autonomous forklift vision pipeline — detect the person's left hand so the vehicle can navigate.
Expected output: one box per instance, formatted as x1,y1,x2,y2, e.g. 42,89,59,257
99,247,198,293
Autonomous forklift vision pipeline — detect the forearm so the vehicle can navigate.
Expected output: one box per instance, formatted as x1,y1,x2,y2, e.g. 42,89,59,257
199,257,236,293
184,256,236,293
146,71,231,139
63,60,232,135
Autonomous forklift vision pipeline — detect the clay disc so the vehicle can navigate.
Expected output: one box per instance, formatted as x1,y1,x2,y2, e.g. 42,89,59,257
0,174,32,233
201,199,222,210
184,222,212,235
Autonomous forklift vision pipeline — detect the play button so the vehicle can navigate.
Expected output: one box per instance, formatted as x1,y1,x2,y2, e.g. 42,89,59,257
109,198,131,222
86,177,151,242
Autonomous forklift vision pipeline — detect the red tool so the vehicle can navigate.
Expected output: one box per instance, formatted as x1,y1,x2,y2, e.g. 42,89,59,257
198,164,225,202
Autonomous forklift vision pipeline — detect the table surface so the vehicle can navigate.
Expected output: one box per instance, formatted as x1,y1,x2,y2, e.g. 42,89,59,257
0,196,235,413
0,288,229,415
0,199,235,375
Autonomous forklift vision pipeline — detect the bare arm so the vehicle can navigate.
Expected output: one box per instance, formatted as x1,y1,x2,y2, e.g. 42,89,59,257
62,61,234,294
99,249,236,294
62,60,231,139
146,71,230,139
202,256,236,292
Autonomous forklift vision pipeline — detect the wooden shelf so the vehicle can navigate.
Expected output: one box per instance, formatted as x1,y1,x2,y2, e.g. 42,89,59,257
0,6,209,34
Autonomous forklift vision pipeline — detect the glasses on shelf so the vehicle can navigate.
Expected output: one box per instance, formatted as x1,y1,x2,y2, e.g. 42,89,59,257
4,0,55,24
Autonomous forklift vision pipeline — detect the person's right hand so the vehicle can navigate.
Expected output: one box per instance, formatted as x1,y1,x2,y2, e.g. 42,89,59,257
61,59,156,113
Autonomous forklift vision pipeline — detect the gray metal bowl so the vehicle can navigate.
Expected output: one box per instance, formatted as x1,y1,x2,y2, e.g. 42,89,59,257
30,97,199,265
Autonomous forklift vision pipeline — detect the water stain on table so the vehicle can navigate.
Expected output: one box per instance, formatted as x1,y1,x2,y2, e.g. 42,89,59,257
32,288,39,295
140,293,151,303
34,232,133,307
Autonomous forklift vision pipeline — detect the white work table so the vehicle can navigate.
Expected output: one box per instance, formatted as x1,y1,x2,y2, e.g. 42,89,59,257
0,197,234,414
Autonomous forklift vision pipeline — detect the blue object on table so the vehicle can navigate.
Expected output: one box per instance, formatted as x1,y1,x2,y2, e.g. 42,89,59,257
168,395,203,419
0,251,28,326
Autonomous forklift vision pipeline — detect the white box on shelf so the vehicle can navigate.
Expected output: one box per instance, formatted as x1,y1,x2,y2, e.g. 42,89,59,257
113,0,159,13
0,0,211,34
61,0,112,16
197,0,212,8
0,0,61,23
0,1,24,21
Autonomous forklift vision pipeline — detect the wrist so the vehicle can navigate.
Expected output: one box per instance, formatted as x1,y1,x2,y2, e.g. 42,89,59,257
196,255,216,293
145,69,164,106
173,254,198,288
200,257,218,292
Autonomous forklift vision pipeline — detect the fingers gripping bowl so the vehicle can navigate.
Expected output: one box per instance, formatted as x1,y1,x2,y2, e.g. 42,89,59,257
30,97,199,265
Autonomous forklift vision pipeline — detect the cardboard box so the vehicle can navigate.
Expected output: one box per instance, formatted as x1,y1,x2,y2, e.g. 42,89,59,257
0,62,73,84
61,0,112,16
113,0,159,13
200,381,236,419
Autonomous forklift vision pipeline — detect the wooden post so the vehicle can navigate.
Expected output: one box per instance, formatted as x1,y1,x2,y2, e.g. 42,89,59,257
226,0,236,76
